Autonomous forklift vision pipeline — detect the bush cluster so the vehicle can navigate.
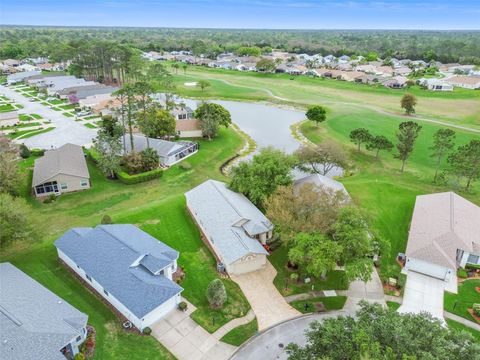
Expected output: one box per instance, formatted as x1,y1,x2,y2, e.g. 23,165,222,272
122,148,159,175
116,168,163,185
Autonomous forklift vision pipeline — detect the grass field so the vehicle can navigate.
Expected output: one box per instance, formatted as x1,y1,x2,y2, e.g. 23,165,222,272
290,296,347,313
173,65,480,129
1,127,246,358
220,318,258,346
444,279,480,322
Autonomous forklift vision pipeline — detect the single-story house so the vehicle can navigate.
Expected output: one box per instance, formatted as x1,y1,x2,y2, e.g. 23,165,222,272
54,225,183,331
383,75,408,89
32,143,90,197
125,135,198,166
354,74,379,84
176,119,203,138
399,192,480,321
445,75,480,90
7,70,42,84
419,78,453,91
0,111,19,127
294,173,350,199
171,105,195,120
185,180,272,275
0,262,88,359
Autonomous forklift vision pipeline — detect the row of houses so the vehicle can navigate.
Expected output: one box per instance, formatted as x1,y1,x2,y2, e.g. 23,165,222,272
1,58,67,75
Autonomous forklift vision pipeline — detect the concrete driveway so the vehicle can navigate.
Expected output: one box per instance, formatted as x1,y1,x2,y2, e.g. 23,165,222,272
231,311,354,360
343,267,386,311
231,261,300,330
0,85,96,149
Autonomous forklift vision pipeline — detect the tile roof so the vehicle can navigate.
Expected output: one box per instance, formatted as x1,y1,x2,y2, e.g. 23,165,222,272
185,180,270,265
0,263,88,360
406,192,480,269
176,119,201,132
32,143,90,187
54,225,183,318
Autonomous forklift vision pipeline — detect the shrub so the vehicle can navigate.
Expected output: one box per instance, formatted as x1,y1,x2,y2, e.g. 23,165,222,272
179,161,192,170
101,215,112,224
290,273,299,283
142,327,152,335
116,168,163,185
178,301,188,311
74,353,85,360
207,279,227,308
457,269,468,278
19,144,30,158
43,194,57,204
140,148,159,171
473,303,480,317
122,151,143,175
30,148,45,156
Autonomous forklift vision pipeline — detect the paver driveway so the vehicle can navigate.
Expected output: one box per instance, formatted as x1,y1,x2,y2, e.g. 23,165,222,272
230,261,300,330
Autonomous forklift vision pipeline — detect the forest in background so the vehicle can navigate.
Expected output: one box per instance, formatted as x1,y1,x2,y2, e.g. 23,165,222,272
1,26,480,64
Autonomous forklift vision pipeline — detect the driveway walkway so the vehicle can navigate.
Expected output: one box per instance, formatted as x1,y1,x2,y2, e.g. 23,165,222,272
0,85,96,148
231,261,301,330
231,311,354,360
343,267,386,311
151,299,254,360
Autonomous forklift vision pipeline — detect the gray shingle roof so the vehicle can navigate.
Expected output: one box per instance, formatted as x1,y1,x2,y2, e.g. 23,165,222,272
32,143,90,187
294,174,349,197
185,180,270,265
124,135,195,159
0,262,88,360
54,225,183,318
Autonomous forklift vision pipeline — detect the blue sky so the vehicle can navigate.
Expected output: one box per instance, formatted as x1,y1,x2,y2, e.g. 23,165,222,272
1,0,479,29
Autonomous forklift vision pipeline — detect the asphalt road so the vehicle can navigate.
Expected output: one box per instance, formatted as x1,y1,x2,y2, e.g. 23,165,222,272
0,85,96,149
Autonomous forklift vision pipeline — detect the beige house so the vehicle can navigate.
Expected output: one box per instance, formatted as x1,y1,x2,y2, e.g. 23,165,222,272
0,111,19,127
32,143,90,197
176,119,202,138
185,180,272,275
445,75,480,89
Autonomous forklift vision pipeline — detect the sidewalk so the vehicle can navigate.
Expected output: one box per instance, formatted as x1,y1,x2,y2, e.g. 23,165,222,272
343,267,386,311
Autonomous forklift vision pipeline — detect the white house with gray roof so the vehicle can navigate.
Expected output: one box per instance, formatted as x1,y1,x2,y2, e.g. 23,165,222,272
399,192,480,321
54,225,183,331
185,180,272,275
32,143,90,197
0,262,88,360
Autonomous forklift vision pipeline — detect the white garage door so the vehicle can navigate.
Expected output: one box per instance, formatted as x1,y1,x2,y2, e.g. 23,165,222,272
398,271,446,321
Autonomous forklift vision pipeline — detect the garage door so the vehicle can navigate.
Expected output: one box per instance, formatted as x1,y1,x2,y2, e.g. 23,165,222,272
398,271,446,321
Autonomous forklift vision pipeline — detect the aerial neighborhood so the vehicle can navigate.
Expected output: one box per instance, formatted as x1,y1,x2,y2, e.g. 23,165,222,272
0,17,480,360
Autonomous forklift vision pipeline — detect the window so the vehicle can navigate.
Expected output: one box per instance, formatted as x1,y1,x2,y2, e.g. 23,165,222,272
35,181,59,195
86,274,92,282
103,289,109,296
61,183,68,190
467,254,480,264
76,335,82,342
80,180,88,187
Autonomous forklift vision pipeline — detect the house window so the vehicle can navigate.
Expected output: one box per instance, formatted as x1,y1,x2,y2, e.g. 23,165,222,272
86,274,92,282
103,289,109,296
467,254,480,264
35,181,59,195
80,180,88,187
61,183,68,190
76,335,82,342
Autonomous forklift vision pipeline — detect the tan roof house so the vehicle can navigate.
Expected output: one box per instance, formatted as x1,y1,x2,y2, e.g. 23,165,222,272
32,143,90,197
176,119,202,138
445,75,480,89
399,192,480,321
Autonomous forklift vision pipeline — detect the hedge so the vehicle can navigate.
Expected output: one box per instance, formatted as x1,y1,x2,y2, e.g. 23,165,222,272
116,168,163,184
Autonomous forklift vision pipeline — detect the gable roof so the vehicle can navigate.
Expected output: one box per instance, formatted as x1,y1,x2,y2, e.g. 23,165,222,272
0,263,88,360
32,143,90,187
124,135,195,160
406,192,480,269
294,174,349,198
185,180,270,265
54,225,183,318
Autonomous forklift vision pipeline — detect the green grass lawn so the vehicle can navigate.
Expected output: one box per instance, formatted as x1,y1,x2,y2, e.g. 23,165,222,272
19,114,33,121
84,123,97,129
12,127,55,140
300,107,480,279
270,244,348,295
2,122,41,130
0,103,15,112
386,301,401,311
30,113,43,119
60,104,77,110
444,279,480,322
290,296,347,313
2,127,246,358
48,99,65,105
445,319,480,342
220,318,259,346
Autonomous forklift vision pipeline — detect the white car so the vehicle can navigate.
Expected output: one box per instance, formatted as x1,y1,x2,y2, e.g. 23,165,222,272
77,110,91,117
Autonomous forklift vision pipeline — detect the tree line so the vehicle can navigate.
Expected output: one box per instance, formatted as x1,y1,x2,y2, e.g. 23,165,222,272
1,26,480,64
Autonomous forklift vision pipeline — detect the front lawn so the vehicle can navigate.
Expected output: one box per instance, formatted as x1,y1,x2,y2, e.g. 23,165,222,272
270,244,348,295
0,103,15,112
290,296,347,313
445,319,480,342
220,318,259,346
444,279,480,322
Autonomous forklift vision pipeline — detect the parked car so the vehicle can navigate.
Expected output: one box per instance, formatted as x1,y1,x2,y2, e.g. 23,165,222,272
77,110,91,117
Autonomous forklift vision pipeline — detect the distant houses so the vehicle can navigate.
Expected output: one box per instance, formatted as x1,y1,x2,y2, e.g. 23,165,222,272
32,143,91,197
0,262,88,359
54,224,183,331
185,180,272,275
399,192,480,321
